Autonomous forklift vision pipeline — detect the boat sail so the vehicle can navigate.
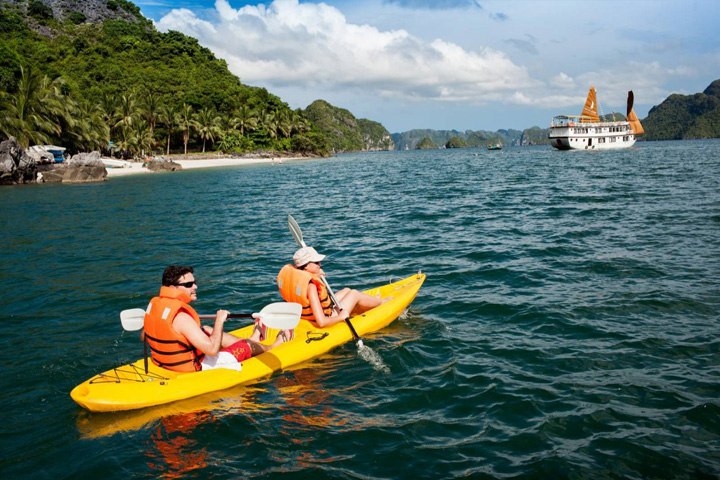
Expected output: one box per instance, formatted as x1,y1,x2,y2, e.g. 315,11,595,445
549,87,644,150
580,87,600,123
626,90,644,135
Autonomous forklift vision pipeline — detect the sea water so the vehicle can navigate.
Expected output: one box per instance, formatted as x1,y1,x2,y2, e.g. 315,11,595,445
1,140,719,478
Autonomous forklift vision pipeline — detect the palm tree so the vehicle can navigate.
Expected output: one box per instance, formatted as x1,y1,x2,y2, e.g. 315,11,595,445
141,90,160,150
70,99,109,152
193,106,221,153
115,92,138,130
291,109,310,136
263,109,279,140
178,103,194,155
217,113,234,140
100,92,117,127
99,92,118,154
133,120,154,158
276,109,292,139
115,124,137,159
158,104,178,156
233,104,257,136
0,66,64,147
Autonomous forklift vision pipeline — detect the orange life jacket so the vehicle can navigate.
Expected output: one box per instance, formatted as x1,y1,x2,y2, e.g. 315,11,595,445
277,264,333,321
143,286,204,372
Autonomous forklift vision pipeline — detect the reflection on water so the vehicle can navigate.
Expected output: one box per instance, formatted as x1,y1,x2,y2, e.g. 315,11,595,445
145,411,211,479
76,385,267,439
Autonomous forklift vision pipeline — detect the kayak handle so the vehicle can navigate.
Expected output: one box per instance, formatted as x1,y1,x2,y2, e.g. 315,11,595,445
306,332,329,344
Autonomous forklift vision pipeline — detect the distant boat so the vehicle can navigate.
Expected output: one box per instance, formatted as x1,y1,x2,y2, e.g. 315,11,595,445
549,87,644,150
42,145,66,162
488,144,502,150
102,158,133,168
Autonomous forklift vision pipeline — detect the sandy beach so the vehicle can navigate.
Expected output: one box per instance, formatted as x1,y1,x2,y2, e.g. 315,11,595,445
105,156,306,177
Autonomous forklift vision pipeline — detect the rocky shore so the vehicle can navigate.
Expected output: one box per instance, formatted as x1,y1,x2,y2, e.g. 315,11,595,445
0,137,316,185
0,137,107,185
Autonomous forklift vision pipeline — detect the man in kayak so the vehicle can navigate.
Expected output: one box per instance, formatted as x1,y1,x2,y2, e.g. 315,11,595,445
143,266,292,372
277,247,386,327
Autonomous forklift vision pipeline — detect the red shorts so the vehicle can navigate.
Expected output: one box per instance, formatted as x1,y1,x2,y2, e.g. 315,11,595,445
221,340,252,362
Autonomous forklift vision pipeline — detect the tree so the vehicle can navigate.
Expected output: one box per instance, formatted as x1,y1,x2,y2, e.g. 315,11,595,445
0,66,65,147
193,106,220,153
233,104,257,136
178,103,194,154
115,124,137,159
141,90,160,150
158,104,178,156
263,108,279,140
69,99,109,152
115,92,138,130
100,92,118,136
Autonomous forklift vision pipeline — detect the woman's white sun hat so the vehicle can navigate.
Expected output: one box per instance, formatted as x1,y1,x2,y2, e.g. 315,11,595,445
293,246,326,267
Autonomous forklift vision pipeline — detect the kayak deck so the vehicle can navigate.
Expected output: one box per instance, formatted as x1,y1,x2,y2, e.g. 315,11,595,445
71,272,425,412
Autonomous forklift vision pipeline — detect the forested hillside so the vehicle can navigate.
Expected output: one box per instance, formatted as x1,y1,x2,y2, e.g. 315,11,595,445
302,100,393,153
0,0,331,156
642,80,720,140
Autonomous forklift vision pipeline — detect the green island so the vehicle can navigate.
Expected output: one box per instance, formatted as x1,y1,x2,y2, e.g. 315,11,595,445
0,0,397,160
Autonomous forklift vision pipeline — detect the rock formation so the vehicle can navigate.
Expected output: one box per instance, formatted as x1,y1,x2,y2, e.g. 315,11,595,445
0,137,38,185
146,159,183,172
0,137,108,185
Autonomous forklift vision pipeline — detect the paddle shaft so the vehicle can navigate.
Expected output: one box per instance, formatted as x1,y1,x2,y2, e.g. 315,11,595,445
322,275,362,343
198,313,254,320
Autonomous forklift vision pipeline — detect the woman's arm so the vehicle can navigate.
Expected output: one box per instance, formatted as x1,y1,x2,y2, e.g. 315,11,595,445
308,283,347,327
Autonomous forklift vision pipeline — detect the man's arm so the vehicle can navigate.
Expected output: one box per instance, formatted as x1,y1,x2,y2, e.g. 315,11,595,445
173,310,229,356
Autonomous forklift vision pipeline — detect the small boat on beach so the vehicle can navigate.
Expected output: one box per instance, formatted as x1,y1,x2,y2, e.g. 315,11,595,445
42,145,66,162
102,158,133,168
549,87,644,150
70,272,425,412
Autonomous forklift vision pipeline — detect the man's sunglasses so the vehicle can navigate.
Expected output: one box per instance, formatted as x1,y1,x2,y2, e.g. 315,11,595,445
175,281,196,288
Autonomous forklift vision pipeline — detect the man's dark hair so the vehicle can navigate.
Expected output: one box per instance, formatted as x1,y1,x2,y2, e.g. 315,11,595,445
162,266,194,287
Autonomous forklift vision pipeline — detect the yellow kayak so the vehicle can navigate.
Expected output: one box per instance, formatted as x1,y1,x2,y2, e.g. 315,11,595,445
71,272,425,412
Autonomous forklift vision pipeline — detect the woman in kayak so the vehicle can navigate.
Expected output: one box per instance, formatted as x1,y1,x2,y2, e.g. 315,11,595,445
143,265,293,372
277,246,387,327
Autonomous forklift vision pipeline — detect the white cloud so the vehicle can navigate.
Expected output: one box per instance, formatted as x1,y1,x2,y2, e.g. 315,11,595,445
155,0,538,104
550,73,574,89
155,8,217,38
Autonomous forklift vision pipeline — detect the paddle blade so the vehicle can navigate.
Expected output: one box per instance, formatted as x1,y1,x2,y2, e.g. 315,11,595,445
253,302,302,329
288,214,306,248
120,308,146,331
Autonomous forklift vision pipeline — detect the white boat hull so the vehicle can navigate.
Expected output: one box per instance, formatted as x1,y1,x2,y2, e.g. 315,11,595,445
549,121,636,151
102,159,133,168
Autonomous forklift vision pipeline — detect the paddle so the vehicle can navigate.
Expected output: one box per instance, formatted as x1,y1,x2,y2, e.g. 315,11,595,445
287,214,364,347
119,302,302,332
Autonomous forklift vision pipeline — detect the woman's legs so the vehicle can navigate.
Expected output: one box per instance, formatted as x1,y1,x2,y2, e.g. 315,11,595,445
335,288,385,316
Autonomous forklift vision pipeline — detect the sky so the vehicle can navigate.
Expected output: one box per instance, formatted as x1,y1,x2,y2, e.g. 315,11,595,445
133,0,720,133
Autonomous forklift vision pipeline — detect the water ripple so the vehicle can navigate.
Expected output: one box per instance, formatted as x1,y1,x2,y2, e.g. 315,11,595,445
1,141,719,478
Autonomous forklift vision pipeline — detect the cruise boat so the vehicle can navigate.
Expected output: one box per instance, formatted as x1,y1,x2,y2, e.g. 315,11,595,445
549,87,644,150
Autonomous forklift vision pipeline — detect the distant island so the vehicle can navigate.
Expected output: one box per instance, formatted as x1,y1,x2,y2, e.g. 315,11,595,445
393,79,720,149
392,127,546,150
641,80,720,140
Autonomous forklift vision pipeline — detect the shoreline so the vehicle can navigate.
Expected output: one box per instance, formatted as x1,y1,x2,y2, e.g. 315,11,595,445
105,155,309,177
